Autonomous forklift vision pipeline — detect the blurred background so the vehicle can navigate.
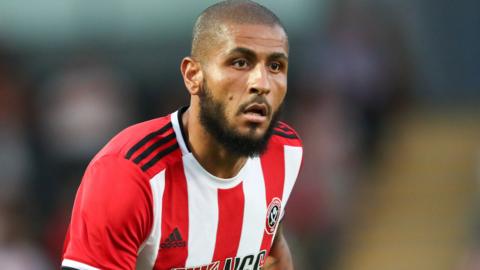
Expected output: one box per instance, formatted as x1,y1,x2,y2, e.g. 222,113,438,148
0,0,479,269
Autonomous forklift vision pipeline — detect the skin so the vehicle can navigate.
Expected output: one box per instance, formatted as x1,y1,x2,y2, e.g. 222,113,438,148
264,224,294,270
181,23,288,178
180,22,293,269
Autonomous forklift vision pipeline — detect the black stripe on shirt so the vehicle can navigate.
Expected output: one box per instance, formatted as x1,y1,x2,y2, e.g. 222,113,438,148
275,123,291,133
273,130,298,139
141,143,180,171
125,122,173,159
133,132,176,164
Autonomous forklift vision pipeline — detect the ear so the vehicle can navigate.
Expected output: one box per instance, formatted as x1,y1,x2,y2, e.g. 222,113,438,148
180,57,203,95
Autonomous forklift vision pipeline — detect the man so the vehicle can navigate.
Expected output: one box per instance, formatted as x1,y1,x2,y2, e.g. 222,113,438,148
61,1,303,269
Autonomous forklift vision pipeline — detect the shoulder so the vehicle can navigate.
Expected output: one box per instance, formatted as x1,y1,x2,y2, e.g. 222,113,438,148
262,121,303,168
269,121,303,148
65,154,153,268
92,113,183,178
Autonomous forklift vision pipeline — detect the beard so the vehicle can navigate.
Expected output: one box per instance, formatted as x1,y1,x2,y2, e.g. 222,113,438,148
198,82,282,158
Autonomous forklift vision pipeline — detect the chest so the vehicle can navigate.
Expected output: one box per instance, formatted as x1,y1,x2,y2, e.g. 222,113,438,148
138,157,285,270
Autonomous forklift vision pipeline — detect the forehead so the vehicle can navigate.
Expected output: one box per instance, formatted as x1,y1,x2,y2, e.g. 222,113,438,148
218,23,288,56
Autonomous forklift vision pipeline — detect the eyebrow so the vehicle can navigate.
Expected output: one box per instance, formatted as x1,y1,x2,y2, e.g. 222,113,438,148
227,47,288,62
268,52,288,62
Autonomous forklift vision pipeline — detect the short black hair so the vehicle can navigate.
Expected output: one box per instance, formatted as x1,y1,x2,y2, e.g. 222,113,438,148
191,0,287,60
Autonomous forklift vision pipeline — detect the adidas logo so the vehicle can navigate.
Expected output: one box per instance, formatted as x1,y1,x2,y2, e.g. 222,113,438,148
160,228,186,248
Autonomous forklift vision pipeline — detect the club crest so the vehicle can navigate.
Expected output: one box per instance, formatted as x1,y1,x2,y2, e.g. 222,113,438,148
265,197,282,235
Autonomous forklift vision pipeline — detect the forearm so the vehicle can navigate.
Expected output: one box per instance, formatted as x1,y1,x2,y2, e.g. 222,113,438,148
264,225,294,270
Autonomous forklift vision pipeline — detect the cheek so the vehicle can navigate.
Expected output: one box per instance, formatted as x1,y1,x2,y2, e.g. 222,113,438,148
219,93,241,121
272,77,287,107
224,97,240,118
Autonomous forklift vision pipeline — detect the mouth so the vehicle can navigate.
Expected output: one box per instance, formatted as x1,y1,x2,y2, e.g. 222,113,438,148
241,103,269,123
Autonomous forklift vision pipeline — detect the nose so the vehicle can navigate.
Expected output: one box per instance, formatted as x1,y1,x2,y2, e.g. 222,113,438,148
248,64,271,95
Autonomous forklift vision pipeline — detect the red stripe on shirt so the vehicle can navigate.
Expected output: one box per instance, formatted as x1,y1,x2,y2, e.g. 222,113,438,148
154,161,189,269
260,144,285,257
212,182,245,268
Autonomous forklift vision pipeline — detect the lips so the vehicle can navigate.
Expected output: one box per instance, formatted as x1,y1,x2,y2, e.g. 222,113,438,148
241,103,269,124
243,103,268,117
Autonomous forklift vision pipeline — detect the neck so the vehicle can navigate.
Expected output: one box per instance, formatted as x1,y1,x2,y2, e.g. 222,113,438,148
182,107,247,179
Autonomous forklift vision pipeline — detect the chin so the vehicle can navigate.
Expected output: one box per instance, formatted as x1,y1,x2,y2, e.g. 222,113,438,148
242,126,268,139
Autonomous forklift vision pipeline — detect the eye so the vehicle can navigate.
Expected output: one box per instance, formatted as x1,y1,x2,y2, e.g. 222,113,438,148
232,58,249,69
269,62,282,73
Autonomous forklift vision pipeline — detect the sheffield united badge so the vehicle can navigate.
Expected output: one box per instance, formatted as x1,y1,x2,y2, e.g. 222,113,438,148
265,197,282,235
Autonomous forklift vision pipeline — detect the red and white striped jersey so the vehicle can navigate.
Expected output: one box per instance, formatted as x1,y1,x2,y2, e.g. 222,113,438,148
62,107,303,270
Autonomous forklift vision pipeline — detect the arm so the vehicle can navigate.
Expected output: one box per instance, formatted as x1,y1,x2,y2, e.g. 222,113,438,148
264,224,294,270
62,156,153,270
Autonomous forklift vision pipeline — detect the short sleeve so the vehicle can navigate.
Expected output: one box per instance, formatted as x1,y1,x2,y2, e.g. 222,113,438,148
62,155,153,270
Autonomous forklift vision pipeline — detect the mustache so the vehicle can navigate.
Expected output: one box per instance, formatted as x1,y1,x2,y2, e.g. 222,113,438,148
236,96,272,116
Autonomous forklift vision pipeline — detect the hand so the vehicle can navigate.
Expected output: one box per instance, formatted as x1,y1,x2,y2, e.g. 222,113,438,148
263,224,294,270
261,256,280,269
